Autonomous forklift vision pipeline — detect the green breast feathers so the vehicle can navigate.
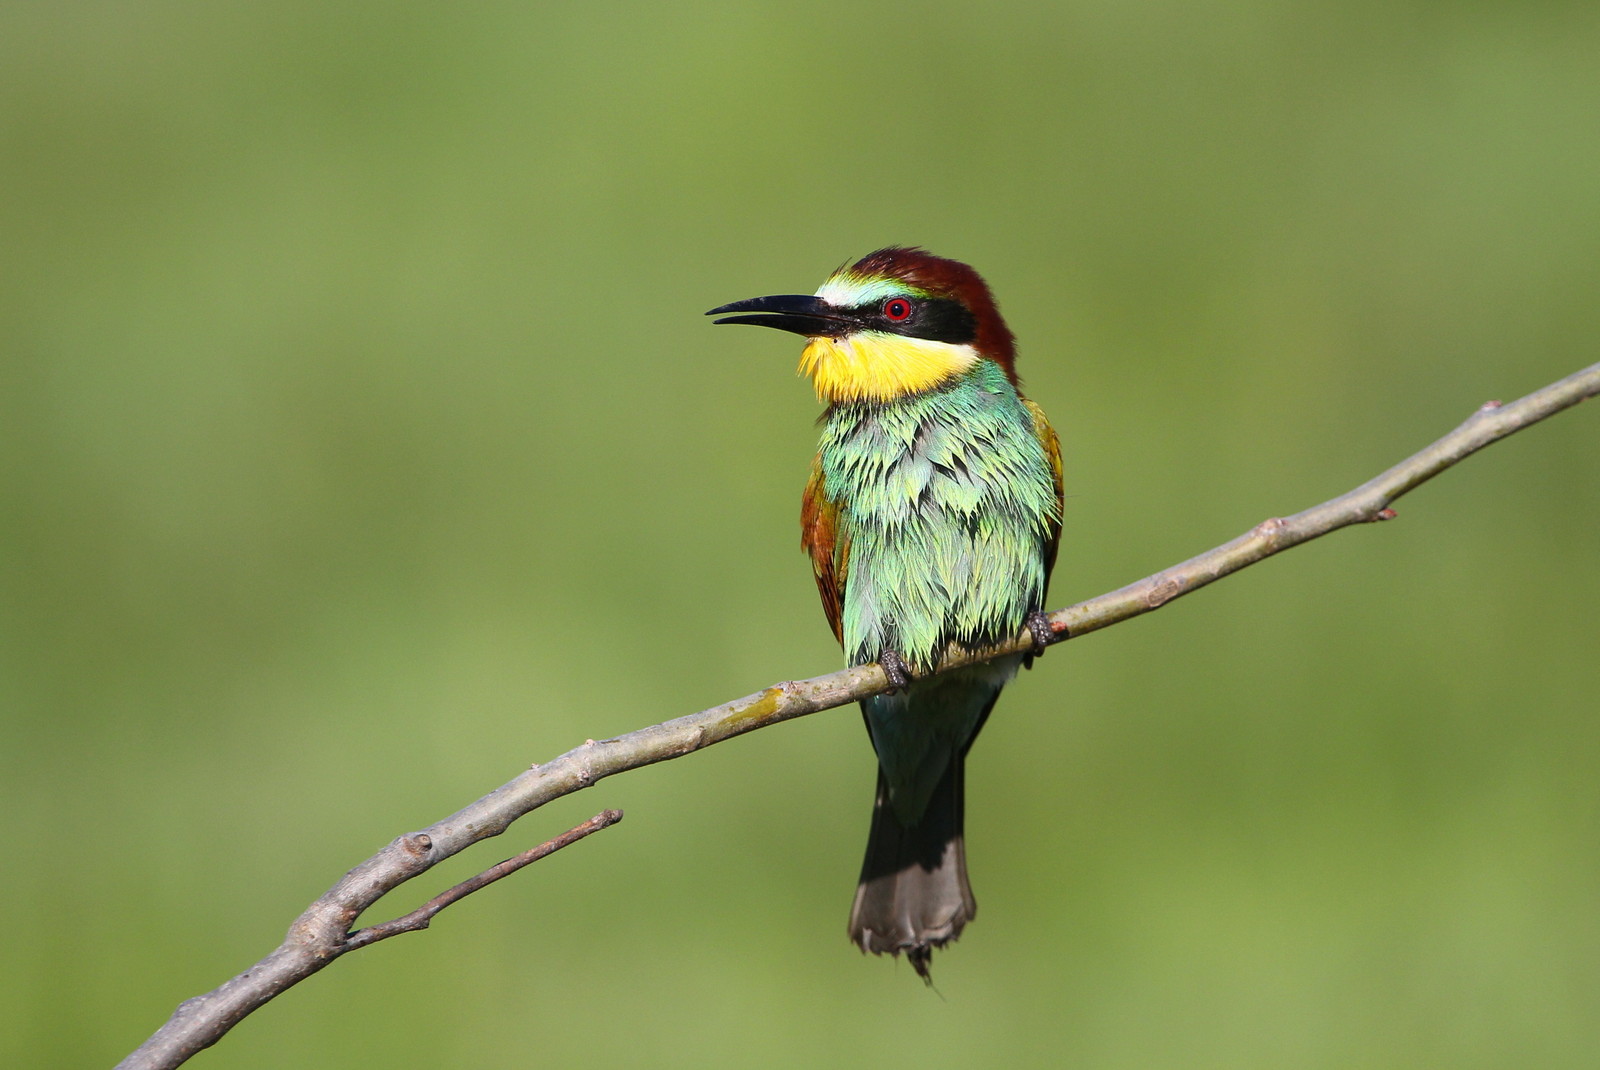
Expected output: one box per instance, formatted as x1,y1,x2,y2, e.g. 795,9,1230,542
818,362,1060,670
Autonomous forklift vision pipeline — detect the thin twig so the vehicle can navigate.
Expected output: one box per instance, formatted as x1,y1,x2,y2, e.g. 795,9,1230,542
117,360,1600,1070
344,809,623,950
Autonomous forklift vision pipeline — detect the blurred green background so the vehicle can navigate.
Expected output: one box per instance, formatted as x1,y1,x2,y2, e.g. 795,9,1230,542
4,2,1599,1067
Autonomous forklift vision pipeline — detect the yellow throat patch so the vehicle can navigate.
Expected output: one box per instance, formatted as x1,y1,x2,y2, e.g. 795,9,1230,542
799,332,979,403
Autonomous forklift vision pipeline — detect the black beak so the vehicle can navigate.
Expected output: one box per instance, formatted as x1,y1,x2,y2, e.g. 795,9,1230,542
706,294,855,337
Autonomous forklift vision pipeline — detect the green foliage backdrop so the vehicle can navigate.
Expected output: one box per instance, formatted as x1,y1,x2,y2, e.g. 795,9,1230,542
4,3,1598,1067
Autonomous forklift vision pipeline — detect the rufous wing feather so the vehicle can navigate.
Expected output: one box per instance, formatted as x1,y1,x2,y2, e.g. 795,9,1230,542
1024,397,1065,586
800,454,850,645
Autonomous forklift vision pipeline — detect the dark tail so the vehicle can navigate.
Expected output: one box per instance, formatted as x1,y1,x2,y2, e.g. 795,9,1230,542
847,756,974,982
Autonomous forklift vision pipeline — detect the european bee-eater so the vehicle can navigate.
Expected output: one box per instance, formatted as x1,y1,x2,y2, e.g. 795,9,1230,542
709,247,1063,980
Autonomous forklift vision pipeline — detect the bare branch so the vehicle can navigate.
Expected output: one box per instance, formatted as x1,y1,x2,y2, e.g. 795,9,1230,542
343,809,624,951
115,811,623,1070
1052,362,1598,642
117,361,1600,1070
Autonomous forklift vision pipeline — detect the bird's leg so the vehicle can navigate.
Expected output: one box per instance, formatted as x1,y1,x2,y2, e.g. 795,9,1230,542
1024,610,1059,656
879,649,913,693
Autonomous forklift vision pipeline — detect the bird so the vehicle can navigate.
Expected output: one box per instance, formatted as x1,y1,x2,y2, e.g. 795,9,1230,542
708,247,1063,981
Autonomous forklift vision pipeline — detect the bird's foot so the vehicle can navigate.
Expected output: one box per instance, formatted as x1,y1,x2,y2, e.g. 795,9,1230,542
879,649,913,693
1025,610,1059,656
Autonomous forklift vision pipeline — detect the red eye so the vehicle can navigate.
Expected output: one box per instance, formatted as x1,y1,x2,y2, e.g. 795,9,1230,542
883,298,913,321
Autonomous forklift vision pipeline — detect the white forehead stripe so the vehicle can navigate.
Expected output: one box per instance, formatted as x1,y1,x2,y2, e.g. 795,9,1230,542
815,274,919,308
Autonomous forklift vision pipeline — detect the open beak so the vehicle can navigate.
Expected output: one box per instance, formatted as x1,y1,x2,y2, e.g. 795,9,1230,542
706,294,855,337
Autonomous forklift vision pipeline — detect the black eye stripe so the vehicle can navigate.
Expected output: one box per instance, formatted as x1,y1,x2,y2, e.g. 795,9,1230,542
853,296,977,345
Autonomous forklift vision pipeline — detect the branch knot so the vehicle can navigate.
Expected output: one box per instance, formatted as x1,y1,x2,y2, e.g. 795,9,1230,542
1146,574,1186,607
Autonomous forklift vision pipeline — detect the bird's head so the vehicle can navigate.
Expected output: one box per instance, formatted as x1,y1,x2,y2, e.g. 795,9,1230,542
708,247,1017,404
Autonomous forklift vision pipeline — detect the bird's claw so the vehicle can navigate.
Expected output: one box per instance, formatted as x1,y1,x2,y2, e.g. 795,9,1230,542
880,650,913,693
1025,610,1057,656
